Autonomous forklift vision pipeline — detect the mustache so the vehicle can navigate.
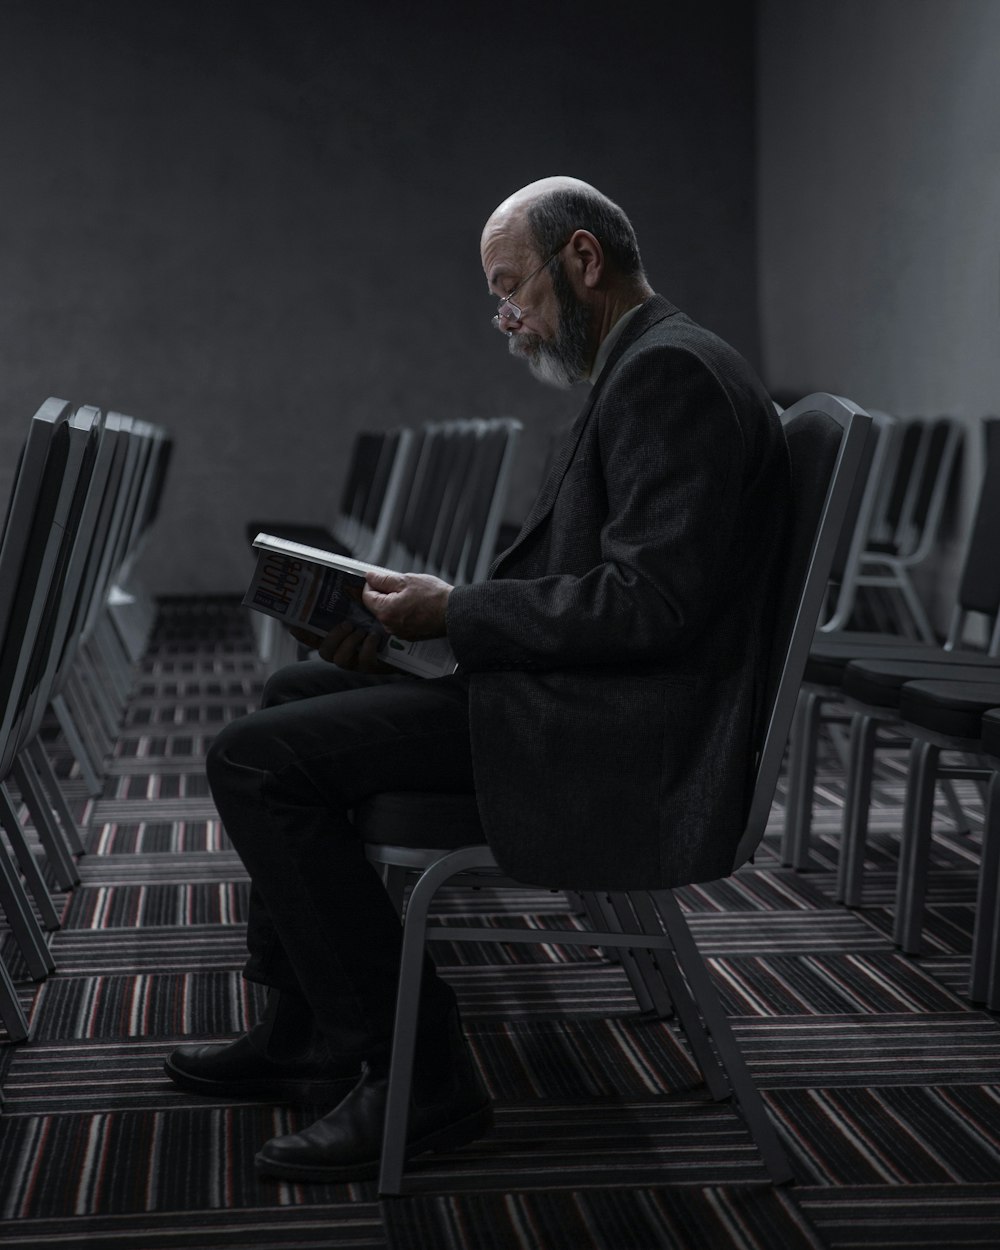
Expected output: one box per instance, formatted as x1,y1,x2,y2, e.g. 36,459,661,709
507,331,542,358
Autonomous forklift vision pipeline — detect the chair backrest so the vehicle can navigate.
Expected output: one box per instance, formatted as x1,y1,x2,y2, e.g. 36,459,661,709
24,406,111,738
0,404,99,778
79,412,135,641
465,418,522,584
334,431,384,554
365,427,415,564
954,416,1000,652
897,417,963,563
818,408,895,631
0,398,73,645
733,393,874,870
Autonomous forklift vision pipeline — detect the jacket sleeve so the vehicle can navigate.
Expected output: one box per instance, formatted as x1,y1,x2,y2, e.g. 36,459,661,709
446,344,751,673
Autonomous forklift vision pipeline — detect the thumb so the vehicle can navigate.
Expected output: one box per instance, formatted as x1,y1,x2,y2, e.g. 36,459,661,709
364,569,406,594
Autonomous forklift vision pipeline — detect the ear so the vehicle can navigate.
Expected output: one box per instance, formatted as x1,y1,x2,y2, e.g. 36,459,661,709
566,229,604,290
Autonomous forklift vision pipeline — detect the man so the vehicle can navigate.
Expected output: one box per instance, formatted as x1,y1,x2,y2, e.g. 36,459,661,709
164,177,791,1183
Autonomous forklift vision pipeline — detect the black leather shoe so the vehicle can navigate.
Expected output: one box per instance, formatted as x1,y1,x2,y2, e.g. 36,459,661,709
254,1036,492,1183
164,1032,359,1103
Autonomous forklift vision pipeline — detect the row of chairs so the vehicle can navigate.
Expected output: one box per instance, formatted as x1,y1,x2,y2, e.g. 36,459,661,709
783,414,1000,1004
0,400,170,1041
820,412,964,641
247,417,522,669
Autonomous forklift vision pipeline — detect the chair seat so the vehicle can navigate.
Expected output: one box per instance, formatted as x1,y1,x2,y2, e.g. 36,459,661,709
807,637,941,686
982,708,1000,759
843,659,1000,709
807,635,995,685
354,791,485,850
898,679,1000,739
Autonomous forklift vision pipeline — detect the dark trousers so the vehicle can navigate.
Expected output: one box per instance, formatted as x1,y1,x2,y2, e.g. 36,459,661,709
205,660,475,1063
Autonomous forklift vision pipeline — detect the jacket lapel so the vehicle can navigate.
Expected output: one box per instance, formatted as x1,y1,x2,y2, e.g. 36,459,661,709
491,295,679,575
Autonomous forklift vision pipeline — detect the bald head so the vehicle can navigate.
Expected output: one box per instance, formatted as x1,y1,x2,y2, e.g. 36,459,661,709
482,176,646,283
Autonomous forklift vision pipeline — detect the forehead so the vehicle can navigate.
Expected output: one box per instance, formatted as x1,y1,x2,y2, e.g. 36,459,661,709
481,215,536,290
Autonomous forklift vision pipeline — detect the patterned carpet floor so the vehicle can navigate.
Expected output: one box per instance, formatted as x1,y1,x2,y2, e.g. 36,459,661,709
1,597,999,1248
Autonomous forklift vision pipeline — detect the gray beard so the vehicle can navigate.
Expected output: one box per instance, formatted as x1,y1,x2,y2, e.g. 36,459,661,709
507,262,592,389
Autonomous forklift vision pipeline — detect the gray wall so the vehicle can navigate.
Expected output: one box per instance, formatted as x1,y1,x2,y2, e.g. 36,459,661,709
757,0,1000,618
0,0,760,596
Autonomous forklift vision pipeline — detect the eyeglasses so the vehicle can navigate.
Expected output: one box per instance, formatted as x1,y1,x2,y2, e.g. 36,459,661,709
491,241,569,330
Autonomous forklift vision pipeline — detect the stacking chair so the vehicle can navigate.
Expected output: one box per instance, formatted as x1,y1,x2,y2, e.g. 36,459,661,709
246,427,413,564
815,409,899,634
108,421,174,664
782,417,1000,874
851,416,963,642
51,416,171,793
355,393,873,1194
982,709,1000,1007
0,402,100,1036
434,420,522,585
249,428,415,669
881,679,1000,988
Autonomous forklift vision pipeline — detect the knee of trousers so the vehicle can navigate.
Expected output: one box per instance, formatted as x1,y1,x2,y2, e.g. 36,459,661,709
205,712,282,789
260,659,358,709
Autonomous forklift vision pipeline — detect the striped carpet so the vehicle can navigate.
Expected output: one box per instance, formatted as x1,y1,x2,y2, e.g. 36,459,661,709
1,597,999,1248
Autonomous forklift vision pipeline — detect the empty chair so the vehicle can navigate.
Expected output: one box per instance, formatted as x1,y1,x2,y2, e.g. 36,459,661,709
852,416,964,642
0,402,99,1034
782,417,1000,875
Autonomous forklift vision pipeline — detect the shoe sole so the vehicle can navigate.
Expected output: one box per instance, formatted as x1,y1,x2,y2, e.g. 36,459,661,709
253,1100,494,1184
163,1057,357,1105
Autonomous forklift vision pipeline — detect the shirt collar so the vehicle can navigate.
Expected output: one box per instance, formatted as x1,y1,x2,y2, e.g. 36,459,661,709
588,302,644,385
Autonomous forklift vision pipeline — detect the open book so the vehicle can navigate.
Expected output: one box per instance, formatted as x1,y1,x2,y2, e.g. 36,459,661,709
243,533,458,679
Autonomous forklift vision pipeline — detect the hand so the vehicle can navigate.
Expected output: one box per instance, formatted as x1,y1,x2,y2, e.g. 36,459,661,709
362,571,453,640
288,621,391,673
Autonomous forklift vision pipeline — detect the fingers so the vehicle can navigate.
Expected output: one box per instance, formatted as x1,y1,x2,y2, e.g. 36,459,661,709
288,625,326,648
317,622,362,666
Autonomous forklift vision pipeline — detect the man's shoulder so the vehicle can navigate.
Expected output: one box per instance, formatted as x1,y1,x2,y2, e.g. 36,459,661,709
608,297,771,408
622,298,747,366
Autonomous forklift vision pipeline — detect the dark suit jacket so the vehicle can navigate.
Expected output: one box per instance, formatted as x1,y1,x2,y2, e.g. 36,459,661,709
447,294,792,890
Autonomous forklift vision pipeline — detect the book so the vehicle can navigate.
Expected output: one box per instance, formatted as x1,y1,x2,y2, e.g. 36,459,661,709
243,533,458,679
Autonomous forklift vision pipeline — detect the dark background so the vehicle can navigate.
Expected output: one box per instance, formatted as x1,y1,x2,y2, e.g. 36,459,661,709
0,0,996,602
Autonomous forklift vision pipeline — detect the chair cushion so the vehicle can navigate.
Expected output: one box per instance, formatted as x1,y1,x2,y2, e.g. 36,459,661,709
843,658,1000,709
353,791,486,850
806,635,945,688
898,679,1000,739
982,708,1000,759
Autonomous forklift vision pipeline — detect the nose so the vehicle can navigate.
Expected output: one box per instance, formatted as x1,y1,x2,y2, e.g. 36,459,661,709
494,304,521,332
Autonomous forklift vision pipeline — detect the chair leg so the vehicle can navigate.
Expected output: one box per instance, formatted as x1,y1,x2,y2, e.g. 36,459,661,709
587,891,673,1020
650,889,794,1184
970,773,1000,1003
52,691,105,799
621,891,730,1101
12,754,79,890
837,713,878,906
378,846,488,1196
782,690,823,869
28,737,85,857
0,952,29,1042
894,739,940,953
939,777,972,836
0,784,62,931
0,830,55,980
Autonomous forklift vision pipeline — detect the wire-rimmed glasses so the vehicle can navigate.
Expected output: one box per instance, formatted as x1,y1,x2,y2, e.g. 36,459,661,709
491,241,569,330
